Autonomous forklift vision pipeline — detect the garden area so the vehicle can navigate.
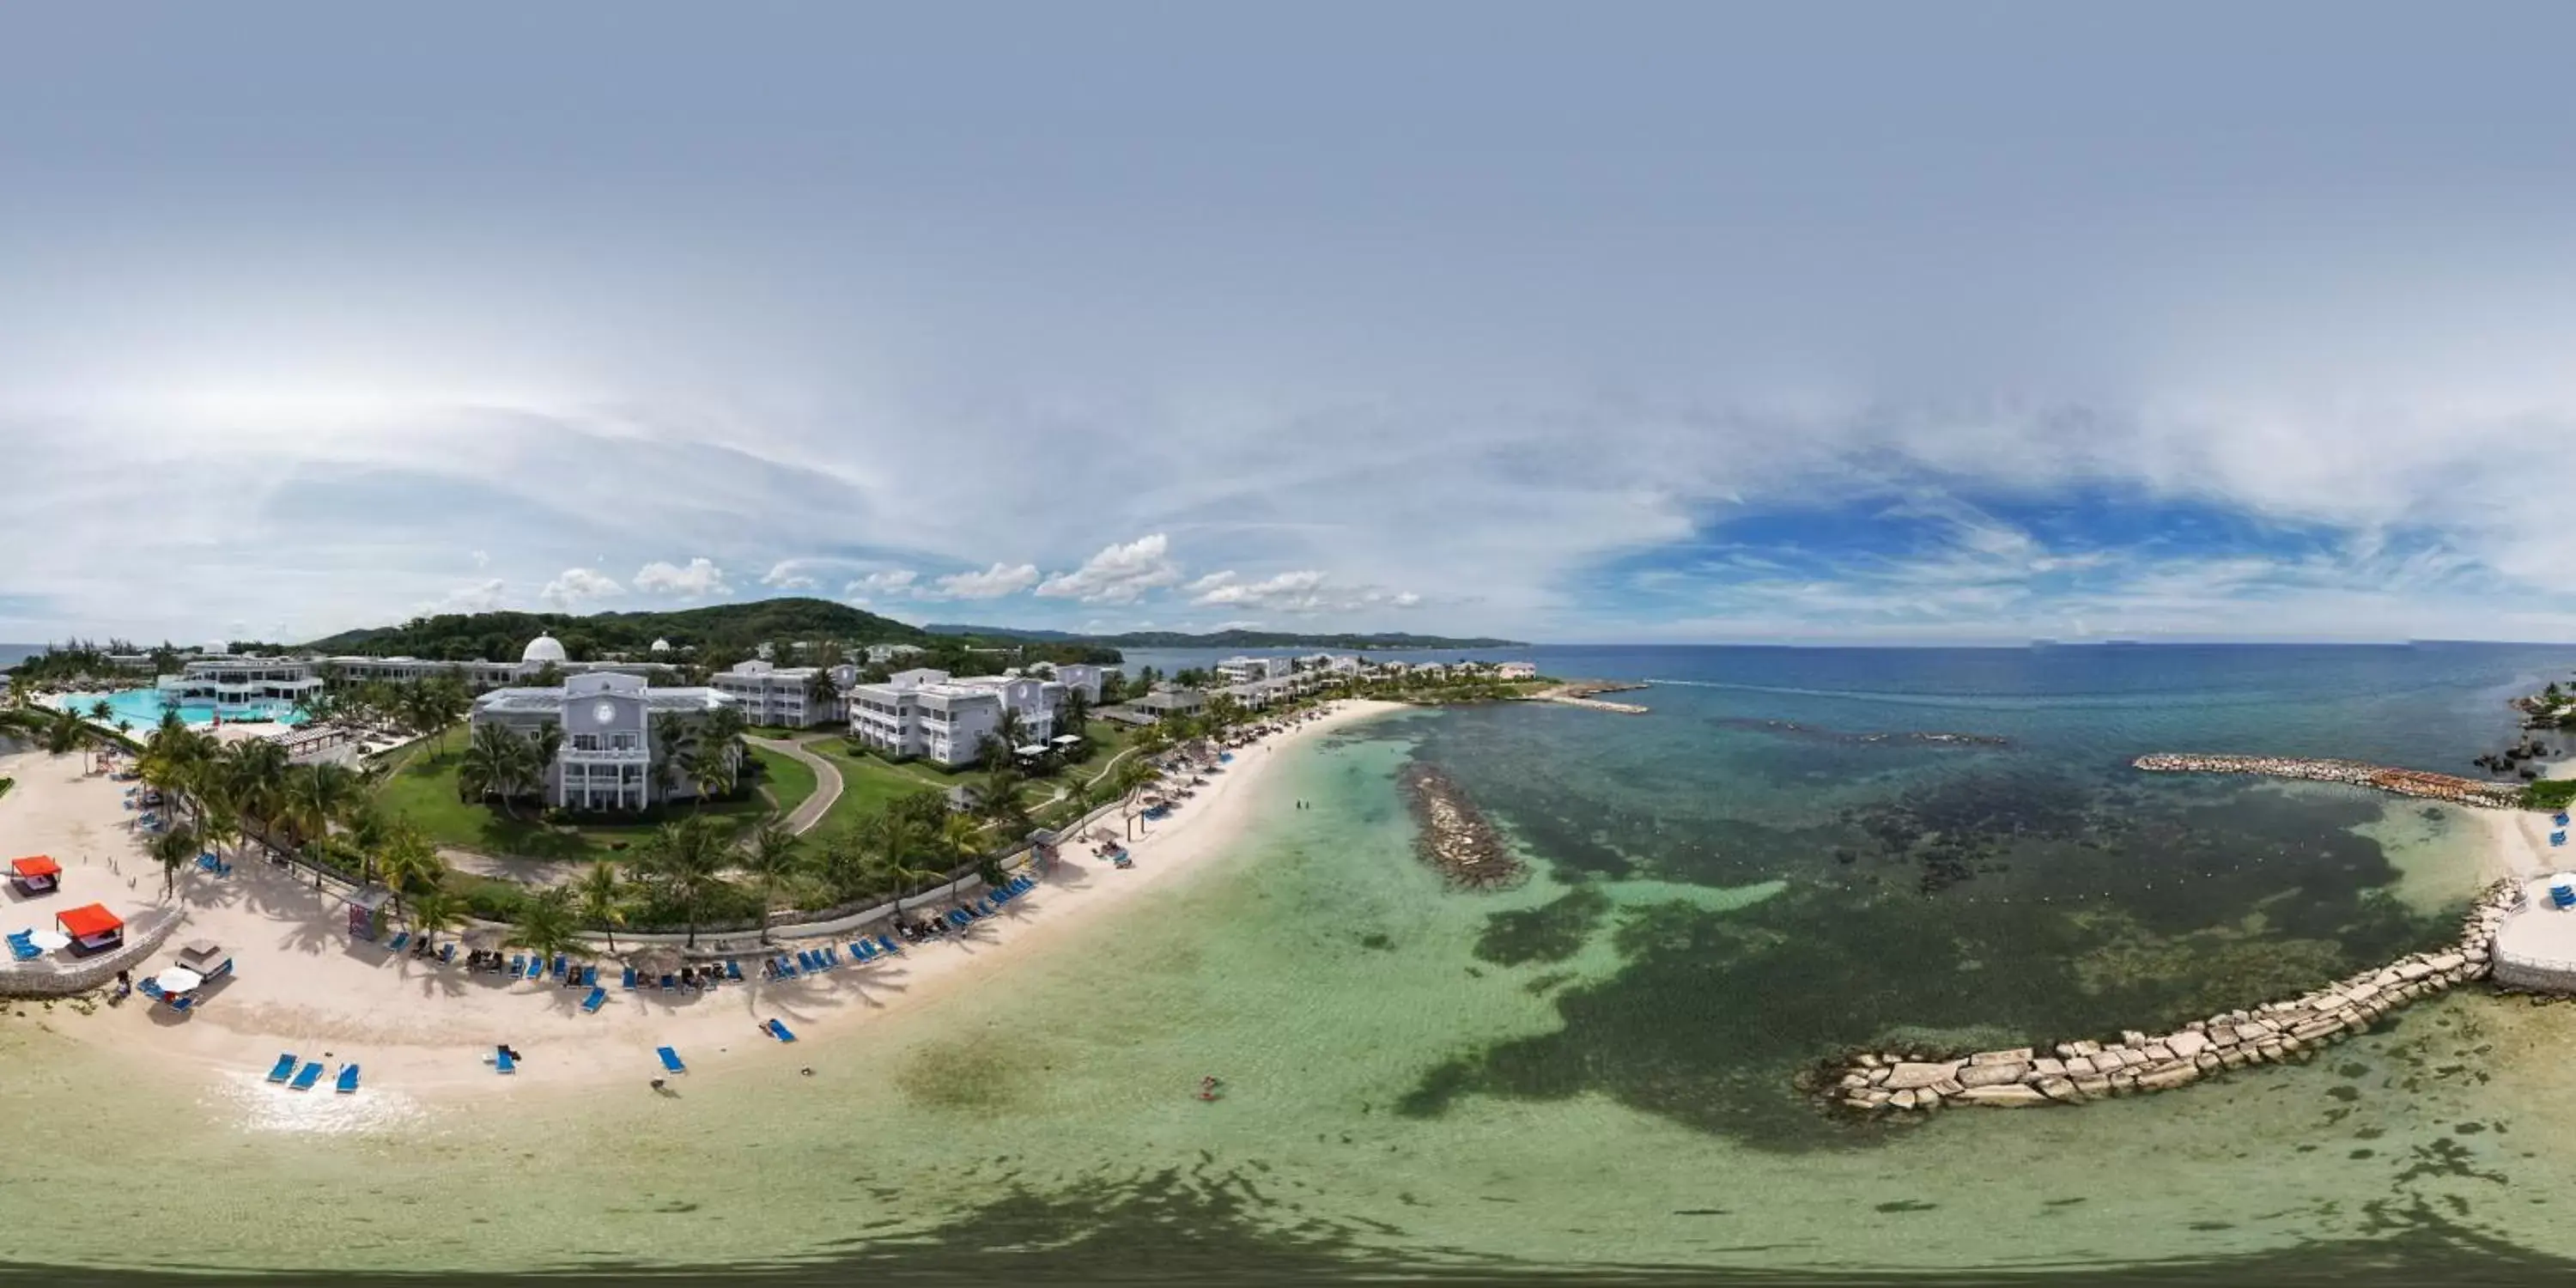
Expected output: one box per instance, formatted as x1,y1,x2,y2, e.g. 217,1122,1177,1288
372,730,816,861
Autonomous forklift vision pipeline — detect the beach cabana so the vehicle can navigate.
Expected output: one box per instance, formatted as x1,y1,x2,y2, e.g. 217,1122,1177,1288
55,903,124,954
9,856,62,896
344,884,395,941
174,939,234,982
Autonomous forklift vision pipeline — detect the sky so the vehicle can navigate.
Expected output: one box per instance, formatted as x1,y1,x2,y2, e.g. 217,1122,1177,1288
6,3,2576,647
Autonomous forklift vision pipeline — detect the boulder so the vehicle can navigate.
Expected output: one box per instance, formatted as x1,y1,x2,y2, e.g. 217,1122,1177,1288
1956,1084,2049,1107
2137,1065,2199,1091
1884,1060,1963,1091
2034,1076,2085,1103
1968,1048,2035,1066
2032,1057,2067,1078
1958,1061,2029,1089
2165,1031,2211,1060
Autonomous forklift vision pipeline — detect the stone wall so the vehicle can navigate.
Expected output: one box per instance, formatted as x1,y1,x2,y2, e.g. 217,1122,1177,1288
0,907,185,999
2133,753,2521,809
1825,879,2519,1114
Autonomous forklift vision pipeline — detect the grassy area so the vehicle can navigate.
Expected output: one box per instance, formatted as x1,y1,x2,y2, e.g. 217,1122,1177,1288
2523,779,2576,811
374,742,805,860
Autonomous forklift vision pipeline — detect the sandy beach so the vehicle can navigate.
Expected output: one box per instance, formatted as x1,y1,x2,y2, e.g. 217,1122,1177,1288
1,700,1405,1105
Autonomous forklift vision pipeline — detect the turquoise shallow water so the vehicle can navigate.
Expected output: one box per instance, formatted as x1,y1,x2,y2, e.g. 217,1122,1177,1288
7,645,2576,1279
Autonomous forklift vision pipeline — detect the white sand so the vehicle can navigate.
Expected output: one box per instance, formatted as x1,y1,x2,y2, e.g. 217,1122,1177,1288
7,701,1403,1103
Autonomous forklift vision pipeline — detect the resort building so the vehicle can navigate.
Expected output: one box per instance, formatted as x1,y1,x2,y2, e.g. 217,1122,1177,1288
466,671,739,811
155,655,325,712
1131,688,1208,722
1035,662,1105,702
864,643,927,665
844,668,1063,768
1216,655,1294,684
1497,661,1538,679
317,634,677,692
710,659,860,729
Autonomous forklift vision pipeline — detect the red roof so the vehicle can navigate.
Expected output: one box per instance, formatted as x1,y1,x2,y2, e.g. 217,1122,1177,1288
10,856,60,878
56,903,123,939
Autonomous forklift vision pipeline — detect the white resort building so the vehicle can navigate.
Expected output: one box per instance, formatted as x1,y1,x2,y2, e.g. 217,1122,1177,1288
711,659,860,729
466,671,739,811
845,668,1066,768
154,654,325,712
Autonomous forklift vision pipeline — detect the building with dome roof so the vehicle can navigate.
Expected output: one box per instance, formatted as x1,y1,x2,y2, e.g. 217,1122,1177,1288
520,633,569,665
649,638,672,654
467,671,740,812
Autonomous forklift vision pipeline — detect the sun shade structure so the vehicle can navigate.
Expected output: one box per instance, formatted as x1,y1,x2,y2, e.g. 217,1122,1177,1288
9,856,61,893
55,903,124,951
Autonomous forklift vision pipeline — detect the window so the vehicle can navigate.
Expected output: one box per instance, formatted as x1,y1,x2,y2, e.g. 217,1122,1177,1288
571,733,600,751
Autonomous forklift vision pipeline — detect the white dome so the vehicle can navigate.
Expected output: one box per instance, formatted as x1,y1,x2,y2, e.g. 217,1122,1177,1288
650,638,671,653
520,634,568,665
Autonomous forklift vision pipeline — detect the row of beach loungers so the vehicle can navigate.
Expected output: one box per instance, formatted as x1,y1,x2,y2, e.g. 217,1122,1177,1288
265,1052,360,1094
4,931,41,962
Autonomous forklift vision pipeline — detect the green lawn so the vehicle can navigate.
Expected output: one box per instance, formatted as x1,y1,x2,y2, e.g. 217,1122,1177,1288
756,746,819,818
374,742,806,860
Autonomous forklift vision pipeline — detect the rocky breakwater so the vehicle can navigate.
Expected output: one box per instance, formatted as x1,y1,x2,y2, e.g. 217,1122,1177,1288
2134,753,2523,809
1819,879,2521,1115
1535,681,1650,715
1396,762,1528,890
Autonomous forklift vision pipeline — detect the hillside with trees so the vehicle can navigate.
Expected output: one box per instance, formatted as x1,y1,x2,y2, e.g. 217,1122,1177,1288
926,624,1523,649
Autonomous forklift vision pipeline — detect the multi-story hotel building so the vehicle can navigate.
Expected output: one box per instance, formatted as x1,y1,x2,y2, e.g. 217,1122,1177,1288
845,668,1066,768
465,671,739,811
710,659,860,729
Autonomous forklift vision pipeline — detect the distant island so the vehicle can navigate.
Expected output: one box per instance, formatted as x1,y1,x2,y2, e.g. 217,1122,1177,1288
925,623,1524,650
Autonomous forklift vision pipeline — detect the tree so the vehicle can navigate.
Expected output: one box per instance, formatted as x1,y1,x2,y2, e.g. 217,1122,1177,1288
740,822,804,942
506,886,583,963
868,808,941,920
459,721,533,816
651,712,689,794
40,707,87,756
527,721,565,809
280,762,363,853
408,888,464,951
574,860,632,952
645,815,729,947
805,667,843,723
683,744,732,810
377,822,446,919
530,661,565,688
222,738,292,854
149,824,199,899
1057,687,1091,745
87,698,112,723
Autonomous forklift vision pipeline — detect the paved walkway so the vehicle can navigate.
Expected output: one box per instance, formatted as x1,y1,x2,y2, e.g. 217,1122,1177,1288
749,734,844,836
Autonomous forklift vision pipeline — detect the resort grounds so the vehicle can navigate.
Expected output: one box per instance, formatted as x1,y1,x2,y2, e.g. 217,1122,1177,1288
0,700,1403,1103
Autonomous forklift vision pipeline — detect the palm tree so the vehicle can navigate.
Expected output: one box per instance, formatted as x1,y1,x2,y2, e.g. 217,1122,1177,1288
651,712,689,795
459,722,532,816
574,860,632,952
41,707,87,756
376,823,446,918
805,667,843,724
740,823,804,943
646,815,729,947
407,888,464,951
223,738,291,854
87,698,112,724
279,762,363,854
149,824,199,899
506,886,584,963
869,809,941,920
197,805,242,868
683,744,732,810
1057,688,1091,747
526,722,564,811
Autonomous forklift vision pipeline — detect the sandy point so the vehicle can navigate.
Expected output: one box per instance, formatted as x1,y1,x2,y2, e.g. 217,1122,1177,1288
6,701,1406,1110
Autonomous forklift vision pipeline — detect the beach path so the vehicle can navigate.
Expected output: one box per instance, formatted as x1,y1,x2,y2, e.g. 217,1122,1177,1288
745,734,842,835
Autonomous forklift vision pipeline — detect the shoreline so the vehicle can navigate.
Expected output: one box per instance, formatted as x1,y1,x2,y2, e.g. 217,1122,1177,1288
11,700,1407,1109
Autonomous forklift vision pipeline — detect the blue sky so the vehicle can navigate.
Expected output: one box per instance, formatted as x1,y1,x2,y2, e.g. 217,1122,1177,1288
6,3,2576,645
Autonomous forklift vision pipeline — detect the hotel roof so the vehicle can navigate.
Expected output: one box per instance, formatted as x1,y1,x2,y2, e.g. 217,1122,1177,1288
472,686,734,714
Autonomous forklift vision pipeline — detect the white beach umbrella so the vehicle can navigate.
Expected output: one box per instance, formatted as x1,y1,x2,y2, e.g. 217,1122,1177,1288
27,930,69,951
154,967,205,993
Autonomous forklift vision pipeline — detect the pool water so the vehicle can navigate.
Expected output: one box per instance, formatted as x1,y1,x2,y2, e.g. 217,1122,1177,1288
50,688,307,732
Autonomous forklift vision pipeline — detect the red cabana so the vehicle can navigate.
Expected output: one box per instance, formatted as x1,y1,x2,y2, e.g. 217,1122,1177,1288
9,856,61,895
55,903,124,952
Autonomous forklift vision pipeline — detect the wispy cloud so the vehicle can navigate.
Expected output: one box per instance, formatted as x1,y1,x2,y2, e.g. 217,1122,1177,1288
927,562,1040,601
633,557,730,599
1036,534,1183,605
540,567,623,609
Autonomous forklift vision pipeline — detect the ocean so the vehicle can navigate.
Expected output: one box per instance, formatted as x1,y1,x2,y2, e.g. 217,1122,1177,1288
9,642,2576,1285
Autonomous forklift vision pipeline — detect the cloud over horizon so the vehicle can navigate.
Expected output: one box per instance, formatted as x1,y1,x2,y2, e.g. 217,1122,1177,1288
7,4,2576,646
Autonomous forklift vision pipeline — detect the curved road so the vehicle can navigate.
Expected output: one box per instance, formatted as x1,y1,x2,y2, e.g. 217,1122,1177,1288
440,735,848,886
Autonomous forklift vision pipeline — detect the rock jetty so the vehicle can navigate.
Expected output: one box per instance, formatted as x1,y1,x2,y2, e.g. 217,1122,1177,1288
1535,681,1650,714
1396,762,1528,890
2133,753,2522,809
1819,880,2521,1115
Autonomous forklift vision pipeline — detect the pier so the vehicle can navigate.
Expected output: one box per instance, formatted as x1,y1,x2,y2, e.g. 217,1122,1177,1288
1820,880,2520,1114
2132,753,2522,809
1534,680,1650,714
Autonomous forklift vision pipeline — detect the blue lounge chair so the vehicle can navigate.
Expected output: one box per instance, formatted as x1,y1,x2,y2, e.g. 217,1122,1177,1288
793,949,816,972
550,954,568,978
2555,832,2569,848
525,957,543,980
495,1047,517,1074
725,959,744,981
766,1019,798,1042
439,943,456,964
289,1060,325,1091
508,954,526,975
266,1053,299,1083
877,935,901,955
334,1063,361,1094
824,945,843,968
656,1046,687,1074
2559,811,2572,827
622,965,637,990
581,986,607,1013
851,940,875,962
659,973,677,990
947,909,970,929
769,956,792,978
171,996,194,1013
581,964,598,987
7,939,38,962
137,979,165,1001
2553,884,2574,909
386,932,411,953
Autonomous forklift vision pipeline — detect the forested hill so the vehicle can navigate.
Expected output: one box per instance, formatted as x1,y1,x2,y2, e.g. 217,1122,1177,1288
302,598,933,661
926,624,1525,649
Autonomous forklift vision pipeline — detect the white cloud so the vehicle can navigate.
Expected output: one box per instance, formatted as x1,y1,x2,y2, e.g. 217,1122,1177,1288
634,557,731,599
470,550,489,569
929,562,1040,600
761,560,819,591
1036,533,1183,604
541,567,623,608
425,578,507,615
842,568,918,598
1187,568,1418,614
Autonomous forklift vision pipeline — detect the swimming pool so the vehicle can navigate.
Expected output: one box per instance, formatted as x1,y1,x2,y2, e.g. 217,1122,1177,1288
49,689,308,732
